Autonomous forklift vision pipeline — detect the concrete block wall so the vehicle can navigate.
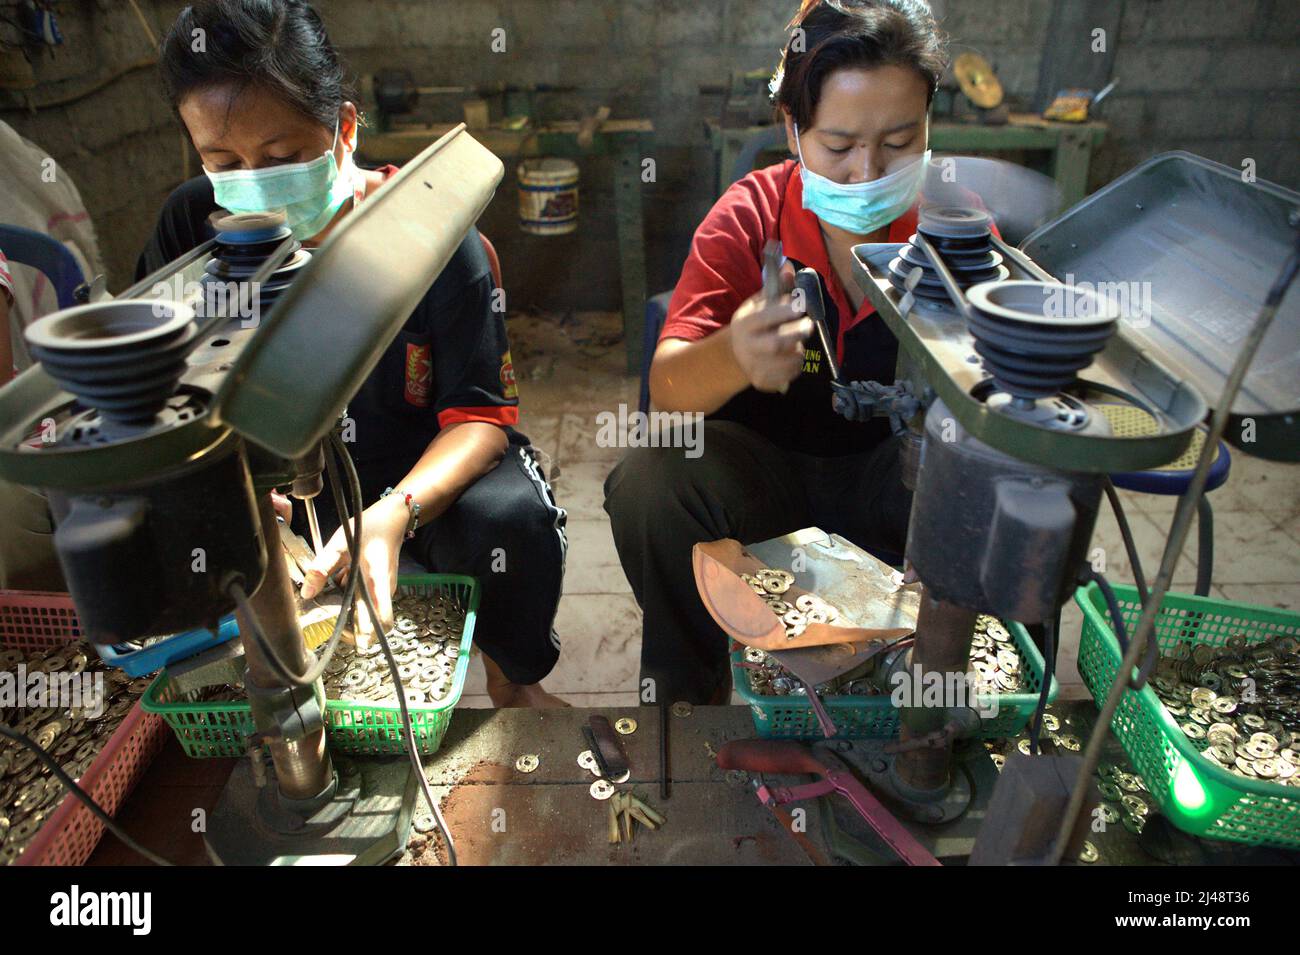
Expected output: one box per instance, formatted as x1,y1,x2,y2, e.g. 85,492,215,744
2,0,1295,311
0,1,189,286
1093,0,1298,190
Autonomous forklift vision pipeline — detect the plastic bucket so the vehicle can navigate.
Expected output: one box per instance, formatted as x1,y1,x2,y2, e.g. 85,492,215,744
517,158,579,235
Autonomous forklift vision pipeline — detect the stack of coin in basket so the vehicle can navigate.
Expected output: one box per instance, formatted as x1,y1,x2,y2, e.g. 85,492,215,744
740,567,839,640
0,643,151,864
744,645,832,697
1149,633,1300,787
189,592,468,708
321,591,465,706
745,612,1024,698
968,615,1025,693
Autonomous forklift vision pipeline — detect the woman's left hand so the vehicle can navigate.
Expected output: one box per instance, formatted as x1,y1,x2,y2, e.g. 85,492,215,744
300,495,410,646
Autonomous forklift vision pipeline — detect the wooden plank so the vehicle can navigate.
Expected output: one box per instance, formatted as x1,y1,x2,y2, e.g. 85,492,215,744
425,705,757,784
361,120,654,164
405,780,813,866
406,705,817,864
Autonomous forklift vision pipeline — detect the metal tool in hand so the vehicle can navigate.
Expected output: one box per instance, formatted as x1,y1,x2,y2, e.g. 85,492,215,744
760,240,796,395
717,739,939,866
760,239,783,305
793,267,840,383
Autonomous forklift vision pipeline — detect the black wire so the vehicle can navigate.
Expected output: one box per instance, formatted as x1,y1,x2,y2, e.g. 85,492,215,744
222,427,457,865
1102,477,1149,606
326,431,458,867
1089,570,1130,654
0,725,174,866
950,760,978,825
230,455,361,688
1089,568,1159,689
230,535,358,691
1028,617,1056,755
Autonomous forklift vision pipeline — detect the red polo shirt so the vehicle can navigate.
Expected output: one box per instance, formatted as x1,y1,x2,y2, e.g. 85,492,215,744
660,159,923,456
663,159,919,362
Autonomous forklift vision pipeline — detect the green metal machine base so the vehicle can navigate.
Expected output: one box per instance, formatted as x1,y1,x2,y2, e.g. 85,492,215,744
206,754,417,866
821,739,997,862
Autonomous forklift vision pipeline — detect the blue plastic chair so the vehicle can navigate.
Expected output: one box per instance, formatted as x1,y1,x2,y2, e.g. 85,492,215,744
1100,404,1231,596
638,291,673,414
0,224,86,310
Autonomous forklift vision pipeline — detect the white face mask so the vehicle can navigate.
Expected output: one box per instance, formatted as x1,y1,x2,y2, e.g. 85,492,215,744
795,123,929,235
204,119,358,240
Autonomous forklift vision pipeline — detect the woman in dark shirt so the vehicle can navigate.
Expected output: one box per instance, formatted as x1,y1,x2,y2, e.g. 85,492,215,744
140,0,567,706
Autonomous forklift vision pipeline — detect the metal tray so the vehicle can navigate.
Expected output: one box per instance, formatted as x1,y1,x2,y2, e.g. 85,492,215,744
850,243,1205,474
1022,151,1300,461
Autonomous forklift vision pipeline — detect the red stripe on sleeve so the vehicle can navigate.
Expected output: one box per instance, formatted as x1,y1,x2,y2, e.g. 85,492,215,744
437,405,519,429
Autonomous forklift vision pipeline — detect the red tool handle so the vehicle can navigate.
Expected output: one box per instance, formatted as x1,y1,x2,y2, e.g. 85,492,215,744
717,740,941,867
717,739,826,775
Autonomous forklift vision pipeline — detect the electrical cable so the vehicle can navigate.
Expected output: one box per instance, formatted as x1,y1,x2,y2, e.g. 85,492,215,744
1088,570,1129,654
221,427,457,864
0,56,157,111
326,430,458,866
1049,220,1300,864
1102,477,1149,606
0,724,174,866
1027,617,1055,755
229,501,359,689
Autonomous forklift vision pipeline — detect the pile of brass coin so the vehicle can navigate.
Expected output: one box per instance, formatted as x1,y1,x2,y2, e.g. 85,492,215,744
745,613,1025,698
985,711,1081,772
0,643,150,865
322,592,466,705
741,567,839,640
1149,633,1300,787
744,644,847,697
968,615,1025,693
1094,762,1154,836
200,592,468,707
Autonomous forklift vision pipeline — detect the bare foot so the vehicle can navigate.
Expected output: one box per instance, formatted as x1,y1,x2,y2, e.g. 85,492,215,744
490,682,570,708
483,652,570,708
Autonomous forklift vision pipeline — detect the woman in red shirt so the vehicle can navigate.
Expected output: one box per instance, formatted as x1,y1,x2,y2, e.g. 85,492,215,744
605,0,948,704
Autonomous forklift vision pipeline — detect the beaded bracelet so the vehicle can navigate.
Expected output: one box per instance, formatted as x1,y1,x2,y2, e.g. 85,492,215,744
381,486,421,540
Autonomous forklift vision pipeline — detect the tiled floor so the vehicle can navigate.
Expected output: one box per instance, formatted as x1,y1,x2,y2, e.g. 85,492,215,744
460,312,1300,707
458,312,642,707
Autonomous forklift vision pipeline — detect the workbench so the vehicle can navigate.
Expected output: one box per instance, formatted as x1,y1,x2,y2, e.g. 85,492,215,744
89,701,1296,866
707,114,1108,213
360,119,655,375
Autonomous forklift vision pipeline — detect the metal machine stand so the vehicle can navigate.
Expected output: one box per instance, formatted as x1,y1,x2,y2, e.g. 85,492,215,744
0,125,504,866
205,494,417,866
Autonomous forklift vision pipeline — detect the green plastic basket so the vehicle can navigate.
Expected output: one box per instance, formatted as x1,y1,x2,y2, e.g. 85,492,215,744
732,619,1057,740
1075,582,1299,849
142,574,479,758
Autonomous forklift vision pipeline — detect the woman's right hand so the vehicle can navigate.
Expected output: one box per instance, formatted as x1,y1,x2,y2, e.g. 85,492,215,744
728,274,813,394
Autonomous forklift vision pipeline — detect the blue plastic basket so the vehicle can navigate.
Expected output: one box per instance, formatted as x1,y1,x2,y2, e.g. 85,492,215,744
93,615,240,677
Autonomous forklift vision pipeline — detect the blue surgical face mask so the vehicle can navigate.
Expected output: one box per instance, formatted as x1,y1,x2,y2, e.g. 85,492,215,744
795,123,929,235
204,119,358,240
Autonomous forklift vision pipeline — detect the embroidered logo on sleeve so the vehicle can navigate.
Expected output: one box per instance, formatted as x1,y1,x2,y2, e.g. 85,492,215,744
405,342,432,406
500,351,518,399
